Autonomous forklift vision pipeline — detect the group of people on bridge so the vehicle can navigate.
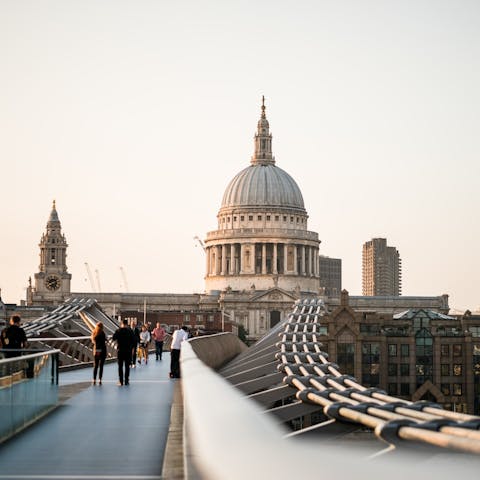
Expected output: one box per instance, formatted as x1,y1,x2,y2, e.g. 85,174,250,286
0,314,189,385
91,319,188,386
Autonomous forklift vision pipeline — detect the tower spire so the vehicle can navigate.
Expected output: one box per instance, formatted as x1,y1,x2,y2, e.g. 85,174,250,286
251,96,274,165
48,199,60,224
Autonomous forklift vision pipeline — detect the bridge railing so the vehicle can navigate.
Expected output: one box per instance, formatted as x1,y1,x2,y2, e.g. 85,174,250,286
0,349,59,443
180,317,480,478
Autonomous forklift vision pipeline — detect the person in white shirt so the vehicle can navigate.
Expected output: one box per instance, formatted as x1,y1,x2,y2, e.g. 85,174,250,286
138,324,151,365
169,326,188,378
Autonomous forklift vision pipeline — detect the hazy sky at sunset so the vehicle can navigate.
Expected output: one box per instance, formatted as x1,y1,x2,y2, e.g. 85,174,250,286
1,0,479,311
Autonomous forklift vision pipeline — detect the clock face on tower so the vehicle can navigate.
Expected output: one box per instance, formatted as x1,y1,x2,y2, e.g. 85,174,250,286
45,275,61,291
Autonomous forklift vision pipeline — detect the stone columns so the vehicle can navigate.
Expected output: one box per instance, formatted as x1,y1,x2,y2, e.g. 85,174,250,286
215,245,221,275
307,246,312,276
293,245,298,275
230,244,235,274
301,245,306,275
273,243,278,274
262,243,267,274
221,244,227,275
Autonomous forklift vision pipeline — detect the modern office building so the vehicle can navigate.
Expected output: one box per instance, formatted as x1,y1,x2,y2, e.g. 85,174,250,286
319,255,342,297
362,238,402,296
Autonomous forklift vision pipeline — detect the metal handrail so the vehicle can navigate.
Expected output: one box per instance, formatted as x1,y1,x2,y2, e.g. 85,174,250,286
180,337,480,479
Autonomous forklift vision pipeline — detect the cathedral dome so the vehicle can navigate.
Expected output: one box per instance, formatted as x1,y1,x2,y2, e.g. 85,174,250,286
221,164,305,211
220,97,305,213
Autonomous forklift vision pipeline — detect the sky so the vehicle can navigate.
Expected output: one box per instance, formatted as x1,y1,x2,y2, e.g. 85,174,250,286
1,0,479,312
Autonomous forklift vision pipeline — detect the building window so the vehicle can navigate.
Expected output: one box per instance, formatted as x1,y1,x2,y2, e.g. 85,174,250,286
453,344,462,357
249,215,253,221
441,364,450,376
360,324,380,336
388,383,398,395
469,326,480,337
337,343,355,376
233,216,237,222
362,343,380,387
318,326,328,336
415,328,433,388
184,314,190,323
453,364,463,376
400,344,410,357
400,383,410,395
283,216,287,222
441,383,451,396
400,363,410,376
413,314,430,331
290,216,294,222
388,344,397,357
441,344,449,357
388,364,397,376
474,344,480,376
208,315,214,323
196,314,203,323
275,215,279,221
257,215,262,221
453,383,463,396
266,215,271,221
240,216,244,221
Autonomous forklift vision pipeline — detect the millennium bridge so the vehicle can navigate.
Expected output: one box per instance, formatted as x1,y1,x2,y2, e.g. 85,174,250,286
1,298,480,479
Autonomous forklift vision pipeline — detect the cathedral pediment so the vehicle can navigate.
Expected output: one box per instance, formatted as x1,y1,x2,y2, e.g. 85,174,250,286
249,288,297,303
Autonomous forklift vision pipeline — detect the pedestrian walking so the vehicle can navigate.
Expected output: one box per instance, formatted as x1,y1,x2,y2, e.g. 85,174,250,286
138,324,151,364
130,319,140,368
169,326,188,379
112,319,135,386
1,315,27,358
152,322,166,361
91,322,107,385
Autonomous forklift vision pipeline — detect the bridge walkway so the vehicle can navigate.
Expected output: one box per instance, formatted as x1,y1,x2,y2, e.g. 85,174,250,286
0,353,176,479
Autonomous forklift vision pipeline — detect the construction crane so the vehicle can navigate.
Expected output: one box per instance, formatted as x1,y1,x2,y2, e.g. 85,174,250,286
84,263,96,292
193,236,206,251
120,266,130,293
95,269,102,293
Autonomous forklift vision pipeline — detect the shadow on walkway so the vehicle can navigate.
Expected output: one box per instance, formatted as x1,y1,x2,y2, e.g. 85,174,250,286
0,353,177,479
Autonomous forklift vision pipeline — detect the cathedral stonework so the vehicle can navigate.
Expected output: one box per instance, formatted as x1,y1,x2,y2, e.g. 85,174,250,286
27,201,72,306
204,98,321,296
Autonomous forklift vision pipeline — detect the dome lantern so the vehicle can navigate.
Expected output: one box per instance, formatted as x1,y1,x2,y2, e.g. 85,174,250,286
251,96,275,166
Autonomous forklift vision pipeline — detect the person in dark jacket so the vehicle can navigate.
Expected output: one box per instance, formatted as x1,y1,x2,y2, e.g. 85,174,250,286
130,319,140,368
1,315,27,358
91,322,107,385
112,319,135,386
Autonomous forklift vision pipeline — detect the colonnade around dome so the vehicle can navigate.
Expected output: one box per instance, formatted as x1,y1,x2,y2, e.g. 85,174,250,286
205,240,320,293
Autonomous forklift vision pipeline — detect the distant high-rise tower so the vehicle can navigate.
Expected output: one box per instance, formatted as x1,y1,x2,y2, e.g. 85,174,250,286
27,201,72,305
319,255,342,297
362,238,402,296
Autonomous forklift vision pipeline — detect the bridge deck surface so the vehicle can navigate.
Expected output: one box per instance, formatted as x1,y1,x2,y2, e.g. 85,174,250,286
0,353,175,479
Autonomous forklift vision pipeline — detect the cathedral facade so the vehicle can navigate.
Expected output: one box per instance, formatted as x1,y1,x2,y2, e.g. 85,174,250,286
204,98,320,295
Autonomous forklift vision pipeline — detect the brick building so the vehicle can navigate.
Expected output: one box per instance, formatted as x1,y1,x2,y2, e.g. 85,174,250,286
319,291,480,414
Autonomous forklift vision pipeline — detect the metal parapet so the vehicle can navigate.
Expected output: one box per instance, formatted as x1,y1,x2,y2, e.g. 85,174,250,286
215,298,480,455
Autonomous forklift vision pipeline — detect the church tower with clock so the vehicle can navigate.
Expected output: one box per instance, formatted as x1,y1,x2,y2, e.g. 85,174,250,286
27,201,72,306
